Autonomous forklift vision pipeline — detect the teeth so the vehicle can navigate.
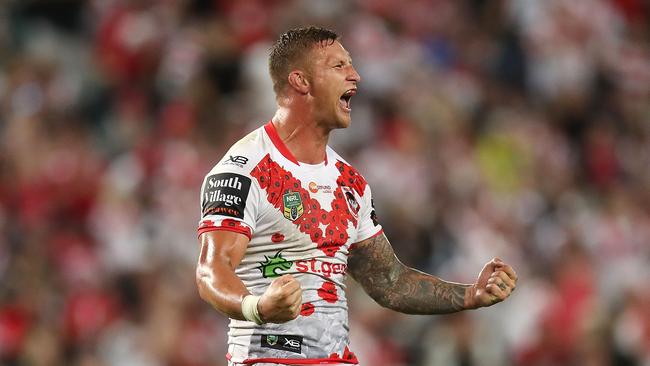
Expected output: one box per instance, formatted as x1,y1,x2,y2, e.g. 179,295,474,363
340,89,355,111
342,89,356,98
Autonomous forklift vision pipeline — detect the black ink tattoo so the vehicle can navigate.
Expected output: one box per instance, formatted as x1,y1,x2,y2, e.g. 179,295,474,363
348,233,470,314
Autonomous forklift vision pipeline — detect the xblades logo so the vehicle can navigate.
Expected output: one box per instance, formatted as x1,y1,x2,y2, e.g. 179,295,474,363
284,339,300,348
226,155,248,165
261,334,302,354
258,252,292,278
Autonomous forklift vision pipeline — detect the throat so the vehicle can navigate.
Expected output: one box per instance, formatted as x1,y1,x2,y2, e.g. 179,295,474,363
275,121,330,165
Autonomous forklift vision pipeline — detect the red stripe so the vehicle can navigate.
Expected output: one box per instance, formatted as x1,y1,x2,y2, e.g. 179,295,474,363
197,226,252,240
242,357,357,365
264,121,300,165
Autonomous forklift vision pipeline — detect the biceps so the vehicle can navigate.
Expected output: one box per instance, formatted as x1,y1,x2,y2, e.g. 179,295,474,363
198,230,250,271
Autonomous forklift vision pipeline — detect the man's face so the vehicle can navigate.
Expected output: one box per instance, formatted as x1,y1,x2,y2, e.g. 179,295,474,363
306,41,361,129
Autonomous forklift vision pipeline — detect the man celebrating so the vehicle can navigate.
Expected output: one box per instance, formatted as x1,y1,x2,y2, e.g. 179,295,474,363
196,27,517,366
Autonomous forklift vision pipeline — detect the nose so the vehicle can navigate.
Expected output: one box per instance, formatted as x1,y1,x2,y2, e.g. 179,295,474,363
347,65,361,83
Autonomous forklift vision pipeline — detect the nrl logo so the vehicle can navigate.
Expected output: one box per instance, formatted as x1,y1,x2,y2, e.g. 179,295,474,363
258,252,293,278
282,191,304,221
266,335,278,346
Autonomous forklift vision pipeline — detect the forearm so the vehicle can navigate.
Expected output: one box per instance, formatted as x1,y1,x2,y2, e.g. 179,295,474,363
374,266,472,314
348,233,475,315
196,263,250,320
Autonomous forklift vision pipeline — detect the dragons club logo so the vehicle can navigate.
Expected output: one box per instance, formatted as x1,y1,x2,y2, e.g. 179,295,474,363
258,252,292,278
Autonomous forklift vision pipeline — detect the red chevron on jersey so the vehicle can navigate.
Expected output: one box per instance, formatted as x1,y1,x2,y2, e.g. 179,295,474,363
250,154,359,257
335,160,367,197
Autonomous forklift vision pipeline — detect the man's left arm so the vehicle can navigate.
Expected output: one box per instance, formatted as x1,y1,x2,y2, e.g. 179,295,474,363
347,232,517,314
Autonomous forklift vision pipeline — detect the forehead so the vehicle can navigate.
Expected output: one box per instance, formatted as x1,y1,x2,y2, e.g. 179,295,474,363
311,41,351,64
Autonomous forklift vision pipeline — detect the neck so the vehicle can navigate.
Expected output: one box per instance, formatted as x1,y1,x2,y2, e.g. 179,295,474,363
271,105,330,165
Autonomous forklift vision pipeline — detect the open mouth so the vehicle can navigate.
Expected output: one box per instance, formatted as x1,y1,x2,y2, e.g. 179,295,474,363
339,89,356,112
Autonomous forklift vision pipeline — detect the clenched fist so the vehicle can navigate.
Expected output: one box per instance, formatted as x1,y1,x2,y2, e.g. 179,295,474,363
466,258,517,309
258,274,303,323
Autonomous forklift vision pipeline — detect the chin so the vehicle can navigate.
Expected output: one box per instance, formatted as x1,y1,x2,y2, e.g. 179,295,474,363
334,113,351,129
332,120,350,129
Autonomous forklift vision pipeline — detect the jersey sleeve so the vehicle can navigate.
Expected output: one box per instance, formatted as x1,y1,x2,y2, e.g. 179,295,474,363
198,154,260,240
355,184,382,243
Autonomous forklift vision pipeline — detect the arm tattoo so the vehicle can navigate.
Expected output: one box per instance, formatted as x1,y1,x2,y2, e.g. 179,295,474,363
348,233,469,314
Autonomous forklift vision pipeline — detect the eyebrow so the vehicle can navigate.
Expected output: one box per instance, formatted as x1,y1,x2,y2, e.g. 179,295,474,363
331,57,353,65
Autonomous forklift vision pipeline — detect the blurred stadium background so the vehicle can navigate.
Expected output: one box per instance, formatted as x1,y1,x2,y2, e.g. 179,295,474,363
1,0,650,365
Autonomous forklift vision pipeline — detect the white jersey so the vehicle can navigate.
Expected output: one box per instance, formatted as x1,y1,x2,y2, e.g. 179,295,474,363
198,122,382,365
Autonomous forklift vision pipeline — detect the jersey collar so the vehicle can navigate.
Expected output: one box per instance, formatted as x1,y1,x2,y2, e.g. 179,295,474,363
264,121,328,166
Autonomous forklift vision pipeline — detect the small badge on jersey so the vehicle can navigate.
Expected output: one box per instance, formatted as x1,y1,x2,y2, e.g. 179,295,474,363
258,251,293,278
282,191,304,221
261,334,303,354
370,199,379,226
202,173,251,219
221,155,249,168
342,186,360,218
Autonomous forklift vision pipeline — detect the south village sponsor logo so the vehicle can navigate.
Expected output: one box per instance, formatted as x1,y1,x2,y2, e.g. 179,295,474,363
201,173,251,219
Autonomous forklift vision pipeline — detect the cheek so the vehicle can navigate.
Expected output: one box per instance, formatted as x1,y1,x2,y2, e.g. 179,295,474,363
314,88,336,107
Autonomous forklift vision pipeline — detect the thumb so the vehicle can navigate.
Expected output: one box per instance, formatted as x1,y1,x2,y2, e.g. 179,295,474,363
478,258,499,284
275,274,295,286
485,258,503,272
268,275,288,289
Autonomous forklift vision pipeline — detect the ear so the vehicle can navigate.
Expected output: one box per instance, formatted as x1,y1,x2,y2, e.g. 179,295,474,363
287,71,310,95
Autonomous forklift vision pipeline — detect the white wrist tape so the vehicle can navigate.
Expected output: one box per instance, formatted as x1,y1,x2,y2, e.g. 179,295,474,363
241,295,264,325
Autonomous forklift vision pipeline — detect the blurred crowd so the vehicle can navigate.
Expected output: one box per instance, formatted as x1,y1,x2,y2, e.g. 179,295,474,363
1,0,649,365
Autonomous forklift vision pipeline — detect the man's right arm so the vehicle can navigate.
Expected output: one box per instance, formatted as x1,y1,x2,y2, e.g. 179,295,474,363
196,230,303,322
196,230,252,320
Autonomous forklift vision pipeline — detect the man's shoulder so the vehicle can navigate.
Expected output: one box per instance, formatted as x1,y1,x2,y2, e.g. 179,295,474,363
327,146,371,197
206,126,268,176
326,145,351,167
327,146,365,176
